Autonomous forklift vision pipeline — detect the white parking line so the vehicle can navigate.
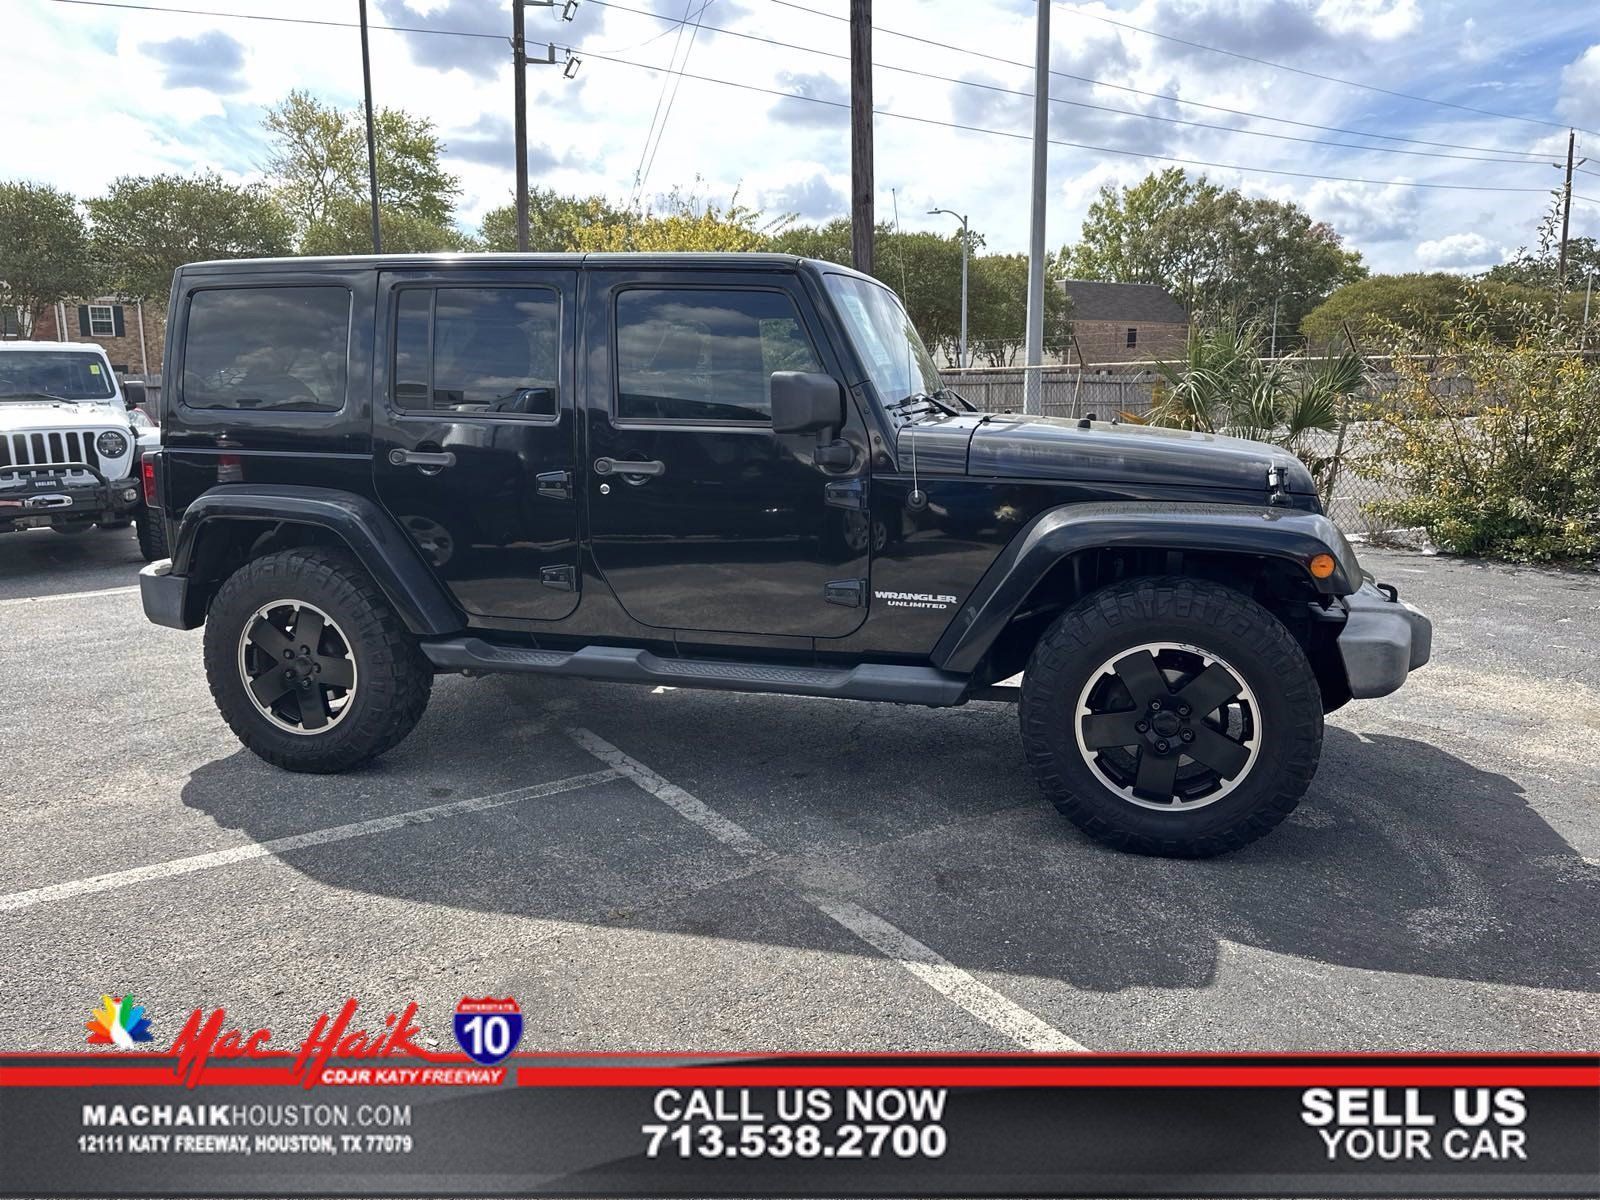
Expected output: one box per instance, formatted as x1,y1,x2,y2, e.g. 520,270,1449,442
805,893,1088,1053
0,768,620,913
568,727,773,859
0,585,138,607
564,725,1085,1052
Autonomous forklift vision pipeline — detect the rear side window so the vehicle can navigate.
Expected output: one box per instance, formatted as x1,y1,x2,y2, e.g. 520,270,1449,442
392,287,560,417
615,288,820,423
182,286,350,412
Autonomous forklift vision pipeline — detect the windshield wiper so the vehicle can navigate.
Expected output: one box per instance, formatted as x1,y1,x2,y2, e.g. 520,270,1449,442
934,385,980,413
0,391,75,403
888,390,961,419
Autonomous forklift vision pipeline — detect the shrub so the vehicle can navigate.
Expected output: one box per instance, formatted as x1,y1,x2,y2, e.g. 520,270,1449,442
1357,314,1600,563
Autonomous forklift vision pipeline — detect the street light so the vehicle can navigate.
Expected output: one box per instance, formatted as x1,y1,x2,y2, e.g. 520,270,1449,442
928,207,969,368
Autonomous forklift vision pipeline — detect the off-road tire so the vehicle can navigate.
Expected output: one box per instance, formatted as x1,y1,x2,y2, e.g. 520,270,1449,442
135,508,168,561
1019,576,1323,857
203,547,432,773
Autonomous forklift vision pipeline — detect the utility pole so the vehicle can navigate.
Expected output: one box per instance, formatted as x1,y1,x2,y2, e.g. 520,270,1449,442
928,208,969,367
850,0,873,275
512,1,559,253
357,0,381,254
1559,130,1576,286
1022,0,1050,414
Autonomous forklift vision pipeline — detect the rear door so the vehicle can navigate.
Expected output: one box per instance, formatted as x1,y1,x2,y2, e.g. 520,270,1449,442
372,267,581,622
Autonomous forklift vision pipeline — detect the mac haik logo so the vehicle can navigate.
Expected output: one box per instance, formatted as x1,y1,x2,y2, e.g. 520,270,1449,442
86,994,155,1048
453,997,523,1065
169,999,424,1088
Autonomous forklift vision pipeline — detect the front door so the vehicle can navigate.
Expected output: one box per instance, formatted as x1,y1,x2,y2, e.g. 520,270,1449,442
373,268,581,622
584,270,871,638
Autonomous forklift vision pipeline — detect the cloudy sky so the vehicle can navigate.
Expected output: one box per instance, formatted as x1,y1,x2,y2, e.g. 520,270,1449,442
6,0,1599,274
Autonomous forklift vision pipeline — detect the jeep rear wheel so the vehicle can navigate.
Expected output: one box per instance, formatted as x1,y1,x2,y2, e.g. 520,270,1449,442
203,547,432,773
1019,576,1322,857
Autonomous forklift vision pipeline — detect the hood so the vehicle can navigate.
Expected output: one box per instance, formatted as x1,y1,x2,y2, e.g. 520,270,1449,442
898,412,1317,496
0,398,131,433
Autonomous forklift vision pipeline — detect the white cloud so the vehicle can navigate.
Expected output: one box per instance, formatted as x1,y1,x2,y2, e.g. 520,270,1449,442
1,0,1585,275
1557,43,1600,129
1315,0,1422,41
1415,232,1500,271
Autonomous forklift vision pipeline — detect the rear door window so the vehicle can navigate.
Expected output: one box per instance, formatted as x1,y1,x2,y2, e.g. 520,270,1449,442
182,286,351,412
391,287,560,418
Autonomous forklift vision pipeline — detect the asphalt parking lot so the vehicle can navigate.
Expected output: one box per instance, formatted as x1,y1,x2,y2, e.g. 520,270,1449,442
2,527,1597,1054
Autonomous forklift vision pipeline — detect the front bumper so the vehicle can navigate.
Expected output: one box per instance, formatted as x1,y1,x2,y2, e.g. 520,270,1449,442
140,559,197,630
0,464,143,527
1337,579,1433,699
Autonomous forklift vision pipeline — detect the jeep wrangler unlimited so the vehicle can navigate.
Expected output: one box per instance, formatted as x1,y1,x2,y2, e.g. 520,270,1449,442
1,340,165,559
139,253,1430,856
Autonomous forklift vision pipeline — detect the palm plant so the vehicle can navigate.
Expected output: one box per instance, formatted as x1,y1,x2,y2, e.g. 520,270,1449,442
1147,321,1366,498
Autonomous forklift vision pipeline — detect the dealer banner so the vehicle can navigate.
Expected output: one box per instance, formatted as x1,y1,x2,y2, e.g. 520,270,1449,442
1,1004,1596,1196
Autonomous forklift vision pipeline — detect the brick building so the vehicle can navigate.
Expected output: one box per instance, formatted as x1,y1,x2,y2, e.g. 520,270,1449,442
1060,280,1189,365
5,298,165,377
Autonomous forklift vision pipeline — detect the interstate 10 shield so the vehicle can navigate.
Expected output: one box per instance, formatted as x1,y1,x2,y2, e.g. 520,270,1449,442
452,997,523,1065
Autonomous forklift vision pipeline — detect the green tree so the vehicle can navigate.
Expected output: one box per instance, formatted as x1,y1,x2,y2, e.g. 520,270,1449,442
569,187,778,252
0,181,101,334
86,172,293,300
769,216,853,265
1303,273,1589,348
263,90,462,251
1059,168,1366,336
1483,237,1600,290
298,195,471,255
477,188,628,252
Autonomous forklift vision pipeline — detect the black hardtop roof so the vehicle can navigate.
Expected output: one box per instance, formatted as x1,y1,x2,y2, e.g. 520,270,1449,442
178,252,880,283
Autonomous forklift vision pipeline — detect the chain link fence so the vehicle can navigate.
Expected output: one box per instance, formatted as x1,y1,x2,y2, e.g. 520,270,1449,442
939,365,1445,538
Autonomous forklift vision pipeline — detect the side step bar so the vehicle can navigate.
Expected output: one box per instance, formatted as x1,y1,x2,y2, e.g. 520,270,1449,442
421,638,971,706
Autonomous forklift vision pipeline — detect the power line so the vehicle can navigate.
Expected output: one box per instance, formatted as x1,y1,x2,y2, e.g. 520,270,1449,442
37,0,1597,200
1050,0,1600,139
575,47,1593,196
42,0,506,39
762,0,1557,161
587,0,1557,170
53,0,1558,163
638,0,712,197
630,0,701,206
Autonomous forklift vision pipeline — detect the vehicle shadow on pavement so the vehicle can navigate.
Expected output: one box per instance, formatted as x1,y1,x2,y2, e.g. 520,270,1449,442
178,715,1600,998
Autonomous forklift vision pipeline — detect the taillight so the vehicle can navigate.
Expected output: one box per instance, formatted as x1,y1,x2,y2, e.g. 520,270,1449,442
141,451,158,507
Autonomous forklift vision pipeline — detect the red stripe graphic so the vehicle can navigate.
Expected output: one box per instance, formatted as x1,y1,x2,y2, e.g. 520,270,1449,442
3,1064,1595,1088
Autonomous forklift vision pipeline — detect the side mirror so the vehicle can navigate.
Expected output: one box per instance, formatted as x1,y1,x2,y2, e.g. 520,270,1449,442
770,371,843,435
122,381,146,409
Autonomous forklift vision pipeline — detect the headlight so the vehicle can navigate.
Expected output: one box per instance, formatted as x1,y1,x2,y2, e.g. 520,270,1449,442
96,431,129,458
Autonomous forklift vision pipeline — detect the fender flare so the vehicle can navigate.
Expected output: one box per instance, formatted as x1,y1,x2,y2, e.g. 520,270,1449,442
931,500,1360,675
172,484,464,635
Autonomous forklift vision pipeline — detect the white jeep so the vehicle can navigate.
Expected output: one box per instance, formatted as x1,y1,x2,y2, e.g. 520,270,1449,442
0,340,166,560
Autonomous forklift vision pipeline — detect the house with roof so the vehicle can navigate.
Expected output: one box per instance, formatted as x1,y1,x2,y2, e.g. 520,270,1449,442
3,297,165,378
1059,280,1189,365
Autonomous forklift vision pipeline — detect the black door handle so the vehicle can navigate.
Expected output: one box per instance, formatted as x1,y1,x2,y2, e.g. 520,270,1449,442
389,448,457,469
593,457,665,478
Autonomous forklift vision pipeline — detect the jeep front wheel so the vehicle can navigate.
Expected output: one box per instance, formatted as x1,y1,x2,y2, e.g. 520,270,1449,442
134,508,167,561
203,547,432,773
1019,576,1323,857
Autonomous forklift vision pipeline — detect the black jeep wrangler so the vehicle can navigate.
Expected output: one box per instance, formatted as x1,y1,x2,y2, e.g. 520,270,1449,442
139,253,1430,856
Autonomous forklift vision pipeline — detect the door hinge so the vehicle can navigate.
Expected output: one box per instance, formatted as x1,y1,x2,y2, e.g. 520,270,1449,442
825,578,866,608
540,565,576,592
536,470,572,499
824,478,867,510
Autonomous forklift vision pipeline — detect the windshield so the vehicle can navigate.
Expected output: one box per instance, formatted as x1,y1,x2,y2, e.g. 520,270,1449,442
0,351,117,401
823,273,942,407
